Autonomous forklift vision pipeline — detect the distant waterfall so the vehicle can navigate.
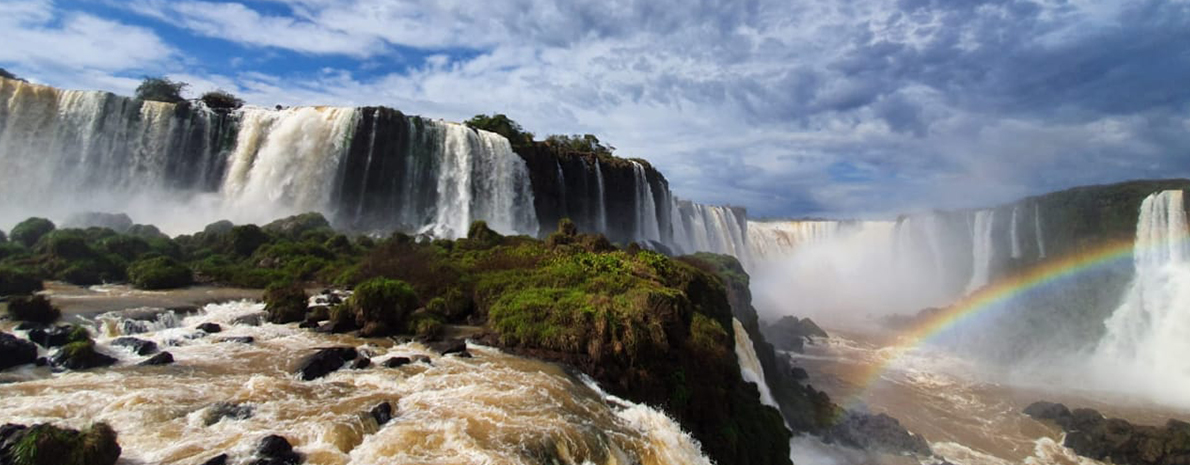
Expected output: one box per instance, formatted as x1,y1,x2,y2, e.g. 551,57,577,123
1034,203,1047,258
0,79,538,237
733,319,780,410
1010,206,1022,259
593,161,608,232
966,210,996,293
670,200,748,260
1095,190,1190,406
631,161,661,242
747,220,843,263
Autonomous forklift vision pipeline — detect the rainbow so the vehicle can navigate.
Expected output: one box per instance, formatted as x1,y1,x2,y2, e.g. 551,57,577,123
848,237,1144,404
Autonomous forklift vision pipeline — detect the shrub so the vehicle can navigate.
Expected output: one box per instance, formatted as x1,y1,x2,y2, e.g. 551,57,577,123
464,114,535,150
200,89,244,110
135,76,188,103
408,310,444,339
264,282,308,324
263,212,331,239
0,229,7,242
230,225,270,257
11,218,55,247
99,235,151,261
9,422,121,465
0,266,42,296
6,295,60,324
348,277,419,336
127,256,192,290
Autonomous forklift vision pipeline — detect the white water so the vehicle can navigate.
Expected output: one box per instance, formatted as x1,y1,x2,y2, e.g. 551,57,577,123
1010,206,1022,259
0,78,538,238
966,210,996,293
1094,190,1190,407
732,319,780,410
593,160,608,233
746,220,843,264
671,201,749,261
0,300,713,465
1034,204,1047,259
631,161,661,242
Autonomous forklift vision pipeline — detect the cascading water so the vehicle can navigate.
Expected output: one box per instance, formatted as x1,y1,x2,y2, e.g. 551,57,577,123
1010,206,1022,259
670,200,748,260
0,79,538,238
631,161,661,242
593,160,608,232
732,319,780,410
0,300,714,465
1094,190,1190,406
1034,203,1047,259
966,210,996,293
746,220,843,264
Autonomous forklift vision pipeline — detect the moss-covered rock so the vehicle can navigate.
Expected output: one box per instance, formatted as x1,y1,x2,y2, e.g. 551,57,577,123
50,335,117,370
127,256,192,290
0,267,42,296
347,278,419,336
264,282,308,324
0,422,121,465
5,295,60,324
10,218,55,248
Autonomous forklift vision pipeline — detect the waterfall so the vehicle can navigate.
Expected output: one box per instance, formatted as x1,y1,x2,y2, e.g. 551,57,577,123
631,161,661,242
594,160,608,233
747,220,843,263
670,200,748,261
732,319,780,411
1010,206,1022,259
0,79,538,238
1034,203,1047,258
966,210,996,293
1095,190,1190,407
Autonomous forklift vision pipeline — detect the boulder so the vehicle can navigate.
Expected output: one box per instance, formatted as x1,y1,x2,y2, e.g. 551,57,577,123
0,422,121,465
26,324,76,348
824,411,932,457
200,454,229,465
111,337,159,356
231,312,267,327
370,402,394,426
762,316,828,353
350,357,371,369
50,340,117,370
0,332,37,371
295,347,358,381
139,351,174,366
1022,401,1190,465
203,402,254,426
427,339,467,356
197,322,222,333
217,336,255,344
381,357,411,368
1023,401,1072,427
252,434,302,465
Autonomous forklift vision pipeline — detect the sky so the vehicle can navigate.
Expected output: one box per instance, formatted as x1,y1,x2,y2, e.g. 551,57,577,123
1,0,1188,219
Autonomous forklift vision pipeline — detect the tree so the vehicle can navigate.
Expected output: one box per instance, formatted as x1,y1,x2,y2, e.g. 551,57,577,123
465,114,535,150
200,89,244,110
0,68,26,82
544,133,615,156
136,76,188,103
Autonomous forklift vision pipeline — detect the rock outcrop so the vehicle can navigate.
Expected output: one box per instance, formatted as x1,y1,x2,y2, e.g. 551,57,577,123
1025,401,1190,465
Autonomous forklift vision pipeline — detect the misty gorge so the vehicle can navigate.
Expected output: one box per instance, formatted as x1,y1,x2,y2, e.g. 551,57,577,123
1,3,1190,464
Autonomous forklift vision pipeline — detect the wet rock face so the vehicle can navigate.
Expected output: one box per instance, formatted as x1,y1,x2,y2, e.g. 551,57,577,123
139,351,174,366
0,422,122,465
1024,401,1190,465
0,332,37,371
50,341,117,370
204,402,254,426
253,434,302,465
762,316,828,353
824,411,932,457
295,347,358,381
112,337,159,355
26,324,76,348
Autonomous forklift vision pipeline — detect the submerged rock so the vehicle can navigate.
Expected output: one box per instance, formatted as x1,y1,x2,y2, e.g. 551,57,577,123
204,402,254,426
350,357,371,369
196,322,222,333
50,340,117,370
381,356,411,368
139,351,174,366
26,324,76,348
427,339,467,356
200,453,229,465
252,434,302,465
295,347,358,381
369,402,394,426
217,336,255,344
0,332,37,371
111,337,159,355
231,312,267,327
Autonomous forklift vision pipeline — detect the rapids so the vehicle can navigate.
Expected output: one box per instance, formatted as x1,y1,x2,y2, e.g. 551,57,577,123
0,300,713,465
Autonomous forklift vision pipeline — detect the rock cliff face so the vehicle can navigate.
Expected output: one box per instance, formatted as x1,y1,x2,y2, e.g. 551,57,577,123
1025,401,1190,465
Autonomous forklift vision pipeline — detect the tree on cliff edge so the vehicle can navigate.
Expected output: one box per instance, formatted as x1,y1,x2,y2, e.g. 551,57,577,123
136,76,188,103
0,68,26,82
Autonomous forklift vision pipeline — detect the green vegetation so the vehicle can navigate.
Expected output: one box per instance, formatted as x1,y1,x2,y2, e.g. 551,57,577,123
543,134,615,156
6,295,60,324
11,218,55,247
9,422,120,465
465,114,535,150
0,266,42,296
135,76,188,104
345,277,419,336
127,256,192,290
199,89,244,110
263,282,308,323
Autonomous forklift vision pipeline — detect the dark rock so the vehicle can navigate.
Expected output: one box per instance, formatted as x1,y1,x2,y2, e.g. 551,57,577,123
197,322,223,333
50,341,117,370
350,357,371,369
0,332,38,371
412,355,432,364
824,411,932,456
0,422,121,465
295,347,358,380
1023,401,1072,427
218,336,256,344
1022,402,1190,465
455,350,472,358
204,402,254,426
253,434,302,465
34,357,47,366
427,339,467,355
112,337,159,355
298,319,319,329
26,325,75,348
200,453,229,465
139,351,174,366
381,357,411,368
370,402,393,426
762,316,828,353
790,367,809,381
231,312,267,326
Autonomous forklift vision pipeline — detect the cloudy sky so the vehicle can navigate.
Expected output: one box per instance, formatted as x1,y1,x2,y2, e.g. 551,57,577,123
2,0,1188,219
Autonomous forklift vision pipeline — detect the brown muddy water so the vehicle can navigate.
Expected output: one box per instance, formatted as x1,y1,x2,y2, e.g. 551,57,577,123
0,292,713,465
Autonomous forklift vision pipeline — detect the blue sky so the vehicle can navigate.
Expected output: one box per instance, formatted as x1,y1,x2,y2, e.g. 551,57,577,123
2,0,1188,219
